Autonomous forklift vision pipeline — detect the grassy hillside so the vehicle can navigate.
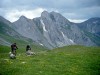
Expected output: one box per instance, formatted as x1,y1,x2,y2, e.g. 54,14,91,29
0,45,100,75
0,21,44,49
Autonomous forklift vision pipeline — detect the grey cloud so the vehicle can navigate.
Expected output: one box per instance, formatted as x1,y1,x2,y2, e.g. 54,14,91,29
62,6,100,19
0,0,100,20
33,0,100,9
1,0,99,9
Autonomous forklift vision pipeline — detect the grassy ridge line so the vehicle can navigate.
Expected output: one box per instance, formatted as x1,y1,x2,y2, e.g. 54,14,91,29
0,45,100,75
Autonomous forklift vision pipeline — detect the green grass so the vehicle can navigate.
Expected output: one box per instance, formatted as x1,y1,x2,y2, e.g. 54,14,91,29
0,45,100,75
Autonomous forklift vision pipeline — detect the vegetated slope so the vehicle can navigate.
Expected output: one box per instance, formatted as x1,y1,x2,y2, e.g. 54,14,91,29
77,17,100,46
77,17,100,35
0,45,100,75
0,16,47,50
0,17,31,46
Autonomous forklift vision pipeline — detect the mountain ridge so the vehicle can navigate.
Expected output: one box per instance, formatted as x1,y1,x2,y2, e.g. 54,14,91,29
0,11,100,49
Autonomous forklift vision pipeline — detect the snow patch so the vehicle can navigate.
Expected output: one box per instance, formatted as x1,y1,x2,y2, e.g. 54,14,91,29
61,31,75,44
61,32,66,38
69,39,74,44
40,19,47,32
39,43,44,46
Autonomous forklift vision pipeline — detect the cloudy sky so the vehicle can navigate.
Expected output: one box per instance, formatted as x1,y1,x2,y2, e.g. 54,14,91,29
0,0,100,23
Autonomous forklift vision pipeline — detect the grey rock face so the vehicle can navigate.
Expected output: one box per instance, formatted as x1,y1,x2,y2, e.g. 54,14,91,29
0,16,33,46
77,17,100,36
76,17,100,46
1,11,100,49
41,11,76,47
12,11,99,49
12,16,53,49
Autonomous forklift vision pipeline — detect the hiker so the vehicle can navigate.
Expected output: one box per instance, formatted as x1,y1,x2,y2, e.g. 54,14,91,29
11,43,18,56
26,45,35,55
26,45,31,52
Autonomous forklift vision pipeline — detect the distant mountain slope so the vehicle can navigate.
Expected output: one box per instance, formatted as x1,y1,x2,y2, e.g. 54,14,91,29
77,17,100,46
0,11,100,49
12,15,54,49
12,11,98,49
0,16,36,47
77,17,100,35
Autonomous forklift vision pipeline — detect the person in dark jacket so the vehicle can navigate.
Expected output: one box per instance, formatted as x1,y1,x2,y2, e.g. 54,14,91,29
26,45,31,51
11,43,18,55
26,45,35,55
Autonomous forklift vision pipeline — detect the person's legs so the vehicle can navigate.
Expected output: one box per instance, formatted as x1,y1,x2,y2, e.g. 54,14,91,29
15,50,16,56
11,48,13,53
13,50,16,56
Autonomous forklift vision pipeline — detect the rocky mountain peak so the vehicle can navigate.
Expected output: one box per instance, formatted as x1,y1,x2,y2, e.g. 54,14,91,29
1,11,99,49
89,17,100,21
41,11,50,19
83,17,100,23
41,11,49,15
0,16,12,26
14,15,31,24
19,15,28,20
41,11,70,24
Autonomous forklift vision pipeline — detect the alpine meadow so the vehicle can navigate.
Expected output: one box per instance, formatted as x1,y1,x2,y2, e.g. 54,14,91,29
0,45,100,75
0,0,100,75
